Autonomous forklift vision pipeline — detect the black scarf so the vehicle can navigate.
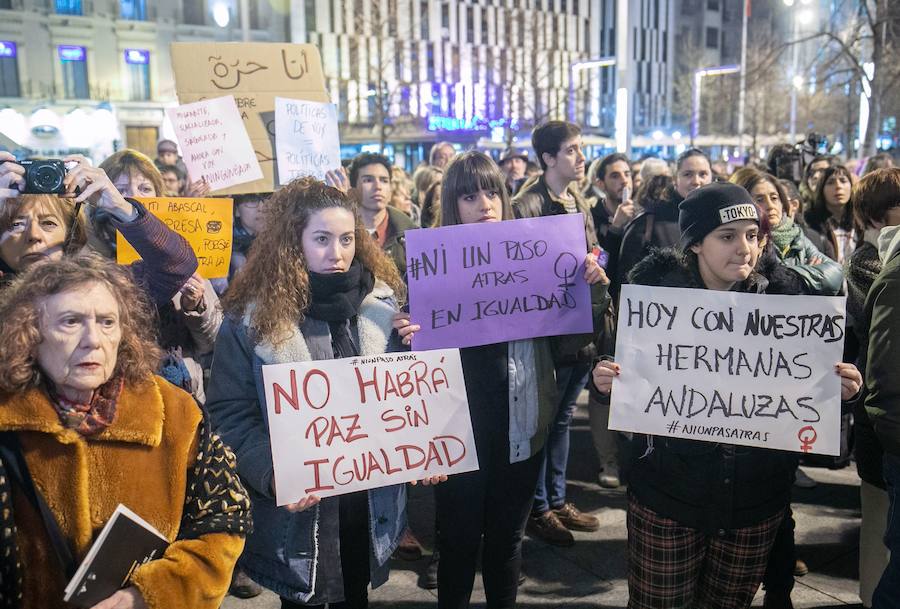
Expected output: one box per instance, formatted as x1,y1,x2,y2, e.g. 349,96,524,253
307,260,375,359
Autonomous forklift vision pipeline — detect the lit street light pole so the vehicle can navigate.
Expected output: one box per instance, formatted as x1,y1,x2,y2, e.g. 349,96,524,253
784,0,814,144
691,65,741,147
568,57,616,124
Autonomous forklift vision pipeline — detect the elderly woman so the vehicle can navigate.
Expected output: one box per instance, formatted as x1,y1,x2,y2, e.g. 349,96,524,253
0,254,251,609
0,150,197,305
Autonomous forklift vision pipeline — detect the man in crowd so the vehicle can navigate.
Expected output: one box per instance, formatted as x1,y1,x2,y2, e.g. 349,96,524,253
160,164,186,196
348,152,416,280
512,121,601,546
589,152,635,297
429,141,456,169
154,139,185,174
498,147,529,195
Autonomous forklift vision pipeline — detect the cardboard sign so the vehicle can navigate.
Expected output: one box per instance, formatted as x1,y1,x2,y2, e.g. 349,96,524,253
166,96,263,193
116,197,234,279
170,42,330,195
274,97,341,184
262,349,478,504
405,215,593,350
608,285,846,455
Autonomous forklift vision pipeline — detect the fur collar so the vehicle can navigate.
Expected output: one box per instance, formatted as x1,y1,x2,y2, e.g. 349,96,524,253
628,247,768,293
250,280,397,365
0,377,166,447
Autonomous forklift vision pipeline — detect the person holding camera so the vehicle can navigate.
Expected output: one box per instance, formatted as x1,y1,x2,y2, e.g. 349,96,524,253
0,150,197,304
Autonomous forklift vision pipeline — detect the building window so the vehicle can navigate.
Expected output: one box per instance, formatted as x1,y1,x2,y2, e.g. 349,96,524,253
705,26,719,49
304,0,316,31
120,0,147,19
466,6,474,43
420,0,428,38
59,45,89,99
56,0,82,14
183,0,206,25
441,3,449,29
125,49,150,100
707,0,719,10
0,42,19,97
0,0,12,8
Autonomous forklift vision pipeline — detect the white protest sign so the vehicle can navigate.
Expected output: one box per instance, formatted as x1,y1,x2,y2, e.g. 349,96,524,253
274,97,341,184
166,95,263,193
609,285,846,455
262,349,478,505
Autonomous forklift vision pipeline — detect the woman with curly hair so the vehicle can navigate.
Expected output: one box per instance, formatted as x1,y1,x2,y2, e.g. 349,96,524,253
0,253,250,609
207,177,443,608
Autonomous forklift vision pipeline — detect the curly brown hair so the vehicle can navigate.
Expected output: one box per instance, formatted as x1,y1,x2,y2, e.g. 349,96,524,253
0,253,162,394
223,177,406,346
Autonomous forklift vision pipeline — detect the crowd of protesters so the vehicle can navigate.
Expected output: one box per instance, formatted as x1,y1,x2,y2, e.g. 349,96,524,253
0,117,897,609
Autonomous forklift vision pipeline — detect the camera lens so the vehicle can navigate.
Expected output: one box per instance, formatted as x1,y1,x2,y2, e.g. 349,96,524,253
33,165,64,192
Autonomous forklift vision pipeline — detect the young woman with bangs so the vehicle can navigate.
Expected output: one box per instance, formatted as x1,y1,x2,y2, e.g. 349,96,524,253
394,151,610,609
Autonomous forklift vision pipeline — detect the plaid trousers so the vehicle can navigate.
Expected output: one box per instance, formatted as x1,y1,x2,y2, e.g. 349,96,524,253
626,493,784,609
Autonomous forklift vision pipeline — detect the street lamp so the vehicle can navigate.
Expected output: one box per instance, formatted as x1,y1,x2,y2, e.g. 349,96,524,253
691,65,741,146
567,57,616,124
785,0,816,144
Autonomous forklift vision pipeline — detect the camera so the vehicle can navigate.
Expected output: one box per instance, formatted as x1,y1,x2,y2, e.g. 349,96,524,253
20,159,68,195
771,133,828,186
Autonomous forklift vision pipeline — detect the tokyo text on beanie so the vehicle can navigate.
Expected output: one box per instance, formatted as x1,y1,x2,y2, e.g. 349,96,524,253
678,182,759,250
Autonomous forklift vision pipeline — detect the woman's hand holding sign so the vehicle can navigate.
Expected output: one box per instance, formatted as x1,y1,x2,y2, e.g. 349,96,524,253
584,249,609,286
592,360,620,395
393,312,421,347
836,362,861,401
411,474,448,486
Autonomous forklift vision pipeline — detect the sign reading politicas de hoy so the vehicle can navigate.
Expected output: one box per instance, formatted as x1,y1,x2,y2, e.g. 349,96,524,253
609,285,846,456
262,349,478,505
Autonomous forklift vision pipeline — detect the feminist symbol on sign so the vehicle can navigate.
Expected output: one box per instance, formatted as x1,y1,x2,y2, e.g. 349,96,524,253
798,426,818,453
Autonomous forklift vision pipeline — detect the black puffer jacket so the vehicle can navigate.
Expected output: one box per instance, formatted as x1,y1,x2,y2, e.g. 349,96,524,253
624,248,796,534
618,185,682,286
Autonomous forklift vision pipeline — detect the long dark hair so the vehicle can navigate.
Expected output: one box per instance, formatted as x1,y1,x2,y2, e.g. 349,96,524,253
440,151,514,227
805,165,853,231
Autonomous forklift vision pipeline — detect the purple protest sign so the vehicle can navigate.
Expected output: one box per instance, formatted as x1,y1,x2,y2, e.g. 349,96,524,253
406,214,592,350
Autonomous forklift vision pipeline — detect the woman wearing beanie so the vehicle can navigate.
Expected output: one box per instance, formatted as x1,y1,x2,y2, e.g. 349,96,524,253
592,182,862,609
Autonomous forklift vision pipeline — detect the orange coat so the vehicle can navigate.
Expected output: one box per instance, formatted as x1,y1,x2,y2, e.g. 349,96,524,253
0,376,244,609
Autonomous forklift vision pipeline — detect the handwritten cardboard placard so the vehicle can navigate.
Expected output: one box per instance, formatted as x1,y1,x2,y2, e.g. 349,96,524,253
405,214,593,350
116,197,234,279
274,98,341,184
609,285,846,455
166,96,263,193
262,349,478,504
170,42,330,195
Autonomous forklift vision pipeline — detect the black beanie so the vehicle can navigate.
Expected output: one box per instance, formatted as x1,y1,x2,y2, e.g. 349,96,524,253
678,182,759,249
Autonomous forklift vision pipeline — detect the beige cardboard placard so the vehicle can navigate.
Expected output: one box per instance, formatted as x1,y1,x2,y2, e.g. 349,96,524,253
170,42,331,195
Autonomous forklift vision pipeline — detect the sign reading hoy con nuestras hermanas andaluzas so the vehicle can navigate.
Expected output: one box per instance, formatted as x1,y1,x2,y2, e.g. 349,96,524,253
609,285,846,456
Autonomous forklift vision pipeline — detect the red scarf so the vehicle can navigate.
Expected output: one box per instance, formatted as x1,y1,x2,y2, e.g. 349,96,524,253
48,377,124,436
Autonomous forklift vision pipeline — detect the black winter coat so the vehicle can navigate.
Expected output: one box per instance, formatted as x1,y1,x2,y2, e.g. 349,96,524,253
624,249,796,534
617,185,682,286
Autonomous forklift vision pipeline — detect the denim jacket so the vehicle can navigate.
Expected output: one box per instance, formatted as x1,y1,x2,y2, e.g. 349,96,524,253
206,282,407,602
